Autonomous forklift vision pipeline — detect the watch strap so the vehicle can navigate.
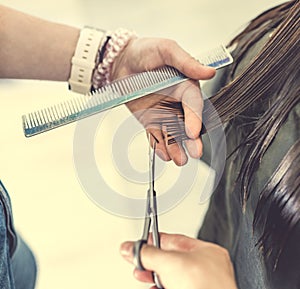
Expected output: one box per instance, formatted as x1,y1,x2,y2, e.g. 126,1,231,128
69,26,105,94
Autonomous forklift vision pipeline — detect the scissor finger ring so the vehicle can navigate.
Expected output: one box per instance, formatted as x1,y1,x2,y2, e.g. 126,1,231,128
133,239,147,271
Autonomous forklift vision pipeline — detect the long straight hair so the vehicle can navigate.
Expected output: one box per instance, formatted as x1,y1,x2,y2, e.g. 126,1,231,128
156,0,299,268
207,0,299,268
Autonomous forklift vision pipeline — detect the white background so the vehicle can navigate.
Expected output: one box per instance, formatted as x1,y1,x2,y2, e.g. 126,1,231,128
0,1,284,288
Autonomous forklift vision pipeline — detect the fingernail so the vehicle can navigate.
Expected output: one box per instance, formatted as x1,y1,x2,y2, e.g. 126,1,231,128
120,242,132,258
207,66,217,75
185,139,203,159
156,149,170,161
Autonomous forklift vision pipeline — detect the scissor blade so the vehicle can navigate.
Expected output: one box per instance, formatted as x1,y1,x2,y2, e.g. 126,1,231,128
149,138,156,192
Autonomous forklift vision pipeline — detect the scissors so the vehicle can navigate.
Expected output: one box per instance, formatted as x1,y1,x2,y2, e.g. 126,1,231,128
133,135,164,289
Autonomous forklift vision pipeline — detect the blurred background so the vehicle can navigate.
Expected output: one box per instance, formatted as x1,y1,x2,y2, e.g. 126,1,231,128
0,0,284,288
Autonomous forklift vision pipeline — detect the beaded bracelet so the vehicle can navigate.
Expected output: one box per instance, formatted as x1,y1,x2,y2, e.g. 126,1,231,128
92,28,136,90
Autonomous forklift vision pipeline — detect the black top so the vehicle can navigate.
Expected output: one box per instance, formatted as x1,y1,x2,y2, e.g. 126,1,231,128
198,31,300,289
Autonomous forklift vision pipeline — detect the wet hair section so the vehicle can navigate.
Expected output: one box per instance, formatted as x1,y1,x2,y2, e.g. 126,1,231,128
155,0,299,270
253,139,300,270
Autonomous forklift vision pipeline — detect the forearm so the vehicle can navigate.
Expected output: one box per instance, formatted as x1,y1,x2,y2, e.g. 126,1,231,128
0,5,216,165
0,5,79,81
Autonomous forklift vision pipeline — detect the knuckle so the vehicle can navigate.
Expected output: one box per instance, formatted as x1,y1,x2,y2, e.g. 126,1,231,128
159,39,178,62
215,245,231,260
205,242,231,260
163,39,178,50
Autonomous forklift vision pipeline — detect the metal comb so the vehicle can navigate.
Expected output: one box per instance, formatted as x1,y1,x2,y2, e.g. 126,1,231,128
22,45,233,137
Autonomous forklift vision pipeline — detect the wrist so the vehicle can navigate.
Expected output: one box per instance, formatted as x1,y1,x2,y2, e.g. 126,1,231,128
68,27,136,94
68,26,106,94
109,36,137,82
92,28,137,90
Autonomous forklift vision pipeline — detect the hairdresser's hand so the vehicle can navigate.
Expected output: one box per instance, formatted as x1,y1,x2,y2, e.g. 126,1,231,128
120,233,238,289
111,38,216,166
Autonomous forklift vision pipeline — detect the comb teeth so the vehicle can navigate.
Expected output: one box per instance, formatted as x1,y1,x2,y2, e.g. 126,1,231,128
22,66,186,137
149,100,187,145
22,45,233,137
197,45,233,68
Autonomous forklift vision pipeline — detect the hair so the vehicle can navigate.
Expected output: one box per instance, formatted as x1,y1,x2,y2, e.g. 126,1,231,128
253,139,300,268
207,1,299,268
154,0,299,269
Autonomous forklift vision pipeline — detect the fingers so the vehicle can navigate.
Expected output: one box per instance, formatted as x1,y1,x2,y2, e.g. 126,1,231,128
158,40,216,80
148,127,188,166
120,234,199,266
185,138,203,159
120,235,238,289
120,241,171,273
148,128,171,162
156,233,199,251
126,40,208,165
120,234,201,280
133,268,154,283
161,127,188,166
182,83,204,159
121,242,159,285
120,234,207,287
181,80,203,139
148,128,199,166
164,80,204,160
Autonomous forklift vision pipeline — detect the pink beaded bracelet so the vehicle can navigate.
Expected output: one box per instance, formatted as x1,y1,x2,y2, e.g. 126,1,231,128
92,28,136,90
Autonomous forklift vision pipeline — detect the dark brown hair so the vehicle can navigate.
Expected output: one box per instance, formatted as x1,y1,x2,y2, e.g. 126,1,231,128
210,1,299,267
156,0,299,268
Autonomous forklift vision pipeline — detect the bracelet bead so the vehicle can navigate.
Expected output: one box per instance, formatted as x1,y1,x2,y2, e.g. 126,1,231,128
92,28,136,90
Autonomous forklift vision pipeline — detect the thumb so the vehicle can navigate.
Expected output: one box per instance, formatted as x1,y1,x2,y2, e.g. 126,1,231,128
162,41,216,80
120,241,172,273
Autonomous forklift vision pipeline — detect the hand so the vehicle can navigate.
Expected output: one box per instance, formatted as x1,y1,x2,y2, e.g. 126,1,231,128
111,38,216,166
120,233,238,289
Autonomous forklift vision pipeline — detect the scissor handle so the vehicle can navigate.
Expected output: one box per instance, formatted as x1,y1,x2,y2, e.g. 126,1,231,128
133,239,147,270
133,239,164,289
153,271,164,289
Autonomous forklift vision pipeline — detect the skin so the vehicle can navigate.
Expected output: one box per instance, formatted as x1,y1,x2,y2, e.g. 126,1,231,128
111,37,215,165
120,233,238,289
0,5,237,288
0,4,215,166
0,5,79,80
